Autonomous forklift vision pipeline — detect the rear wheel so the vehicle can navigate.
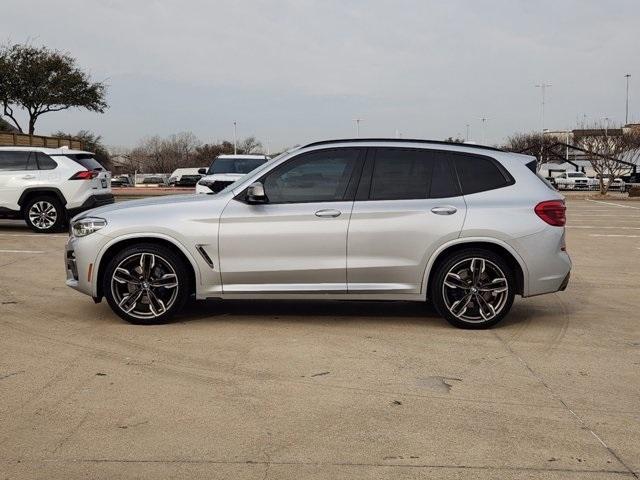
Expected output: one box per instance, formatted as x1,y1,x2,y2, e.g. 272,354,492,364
431,248,515,329
103,244,190,324
23,196,65,233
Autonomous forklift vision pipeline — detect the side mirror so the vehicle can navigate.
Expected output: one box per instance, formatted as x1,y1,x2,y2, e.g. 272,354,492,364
246,181,267,204
198,168,207,175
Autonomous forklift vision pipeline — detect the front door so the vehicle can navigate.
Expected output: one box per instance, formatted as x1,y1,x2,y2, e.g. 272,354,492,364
0,150,40,211
347,147,467,294
218,148,364,293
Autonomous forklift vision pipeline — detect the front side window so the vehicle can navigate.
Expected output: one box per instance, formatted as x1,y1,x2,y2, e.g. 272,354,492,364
263,149,360,203
0,151,31,171
453,153,512,195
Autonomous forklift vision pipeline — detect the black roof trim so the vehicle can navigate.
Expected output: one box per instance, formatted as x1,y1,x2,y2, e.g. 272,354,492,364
302,138,503,152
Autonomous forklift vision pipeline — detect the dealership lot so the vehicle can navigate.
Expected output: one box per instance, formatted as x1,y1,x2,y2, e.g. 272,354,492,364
0,198,639,479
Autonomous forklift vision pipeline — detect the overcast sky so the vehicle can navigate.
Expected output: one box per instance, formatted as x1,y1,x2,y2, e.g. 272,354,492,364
2,0,639,150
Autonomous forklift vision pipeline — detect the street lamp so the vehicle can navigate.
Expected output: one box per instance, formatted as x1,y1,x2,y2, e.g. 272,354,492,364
480,118,488,144
233,121,237,155
536,82,552,166
354,118,361,138
625,74,631,125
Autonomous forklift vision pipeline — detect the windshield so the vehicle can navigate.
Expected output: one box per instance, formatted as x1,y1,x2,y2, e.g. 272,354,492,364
208,157,267,175
54,153,104,171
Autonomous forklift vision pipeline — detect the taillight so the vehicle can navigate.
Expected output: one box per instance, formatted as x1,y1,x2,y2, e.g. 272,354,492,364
69,170,99,180
535,200,566,227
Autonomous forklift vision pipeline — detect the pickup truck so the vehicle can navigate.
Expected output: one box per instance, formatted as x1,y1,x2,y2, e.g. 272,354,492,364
552,171,591,190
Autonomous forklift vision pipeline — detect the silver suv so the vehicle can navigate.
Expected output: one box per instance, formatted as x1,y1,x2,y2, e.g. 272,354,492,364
65,139,571,328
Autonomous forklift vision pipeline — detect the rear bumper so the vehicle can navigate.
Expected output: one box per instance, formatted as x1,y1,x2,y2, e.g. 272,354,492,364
67,193,114,216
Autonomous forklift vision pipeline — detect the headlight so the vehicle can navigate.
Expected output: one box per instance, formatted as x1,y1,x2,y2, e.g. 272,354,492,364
71,217,107,237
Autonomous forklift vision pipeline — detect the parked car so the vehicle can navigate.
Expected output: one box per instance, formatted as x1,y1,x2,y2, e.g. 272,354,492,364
111,175,133,187
196,154,270,194
141,176,168,186
65,139,571,328
168,168,204,187
593,174,626,191
553,171,590,190
0,146,113,232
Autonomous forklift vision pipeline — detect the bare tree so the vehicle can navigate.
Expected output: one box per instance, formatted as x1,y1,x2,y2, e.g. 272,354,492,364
503,132,565,167
236,136,263,154
576,124,640,195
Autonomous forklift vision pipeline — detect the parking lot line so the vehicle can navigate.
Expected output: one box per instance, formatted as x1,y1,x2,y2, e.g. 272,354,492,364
0,233,67,238
586,199,640,210
567,226,640,230
589,234,640,238
0,249,45,253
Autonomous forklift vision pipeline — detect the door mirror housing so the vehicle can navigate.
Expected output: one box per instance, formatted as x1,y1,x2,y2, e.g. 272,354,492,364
246,182,267,204
198,168,207,175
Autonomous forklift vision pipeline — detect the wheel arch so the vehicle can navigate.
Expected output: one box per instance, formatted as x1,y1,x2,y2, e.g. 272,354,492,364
18,187,67,209
422,238,528,298
94,234,199,300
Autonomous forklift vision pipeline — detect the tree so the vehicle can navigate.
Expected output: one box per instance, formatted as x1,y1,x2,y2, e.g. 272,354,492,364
52,130,112,169
502,132,565,167
0,116,18,132
0,43,107,134
236,136,263,154
576,125,640,195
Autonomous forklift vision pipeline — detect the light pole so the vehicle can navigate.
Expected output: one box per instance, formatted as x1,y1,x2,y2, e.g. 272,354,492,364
536,82,552,166
602,117,610,136
465,124,470,141
480,117,488,144
625,74,631,125
354,118,361,138
233,121,237,155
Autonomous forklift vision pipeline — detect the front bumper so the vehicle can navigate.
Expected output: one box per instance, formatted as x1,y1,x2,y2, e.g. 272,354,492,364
65,232,111,298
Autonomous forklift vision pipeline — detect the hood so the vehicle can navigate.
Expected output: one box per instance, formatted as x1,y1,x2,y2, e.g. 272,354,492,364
73,194,215,220
200,173,244,182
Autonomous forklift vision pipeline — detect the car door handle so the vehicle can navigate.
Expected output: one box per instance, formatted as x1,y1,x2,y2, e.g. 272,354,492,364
315,209,341,218
22,174,36,179
431,206,457,215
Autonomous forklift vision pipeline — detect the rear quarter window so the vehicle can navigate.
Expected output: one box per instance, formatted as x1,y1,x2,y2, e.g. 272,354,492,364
453,153,513,195
56,153,104,171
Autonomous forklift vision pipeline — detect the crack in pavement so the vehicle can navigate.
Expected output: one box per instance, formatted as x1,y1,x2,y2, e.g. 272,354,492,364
493,331,639,479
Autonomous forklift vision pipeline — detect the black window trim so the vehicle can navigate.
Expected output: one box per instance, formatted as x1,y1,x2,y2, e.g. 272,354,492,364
235,147,366,205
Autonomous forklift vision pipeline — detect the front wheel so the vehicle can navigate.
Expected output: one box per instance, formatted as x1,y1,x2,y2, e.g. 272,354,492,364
431,249,515,329
103,244,190,324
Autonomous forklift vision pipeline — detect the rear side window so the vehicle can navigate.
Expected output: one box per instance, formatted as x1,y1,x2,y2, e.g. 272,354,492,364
37,153,57,170
526,159,556,191
56,153,103,171
0,151,30,171
453,154,512,194
430,154,460,198
370,148,432,200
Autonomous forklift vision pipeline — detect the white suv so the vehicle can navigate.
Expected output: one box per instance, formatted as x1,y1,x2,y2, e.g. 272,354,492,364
196,154,270,194
0,147,113,232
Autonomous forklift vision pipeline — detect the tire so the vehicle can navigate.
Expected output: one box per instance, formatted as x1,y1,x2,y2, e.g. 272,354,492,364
23,195,66,233
430,248,515,329
103,243,190,324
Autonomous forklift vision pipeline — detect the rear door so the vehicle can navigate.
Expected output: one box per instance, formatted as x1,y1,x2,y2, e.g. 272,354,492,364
0,150,39,210
347,148,466,294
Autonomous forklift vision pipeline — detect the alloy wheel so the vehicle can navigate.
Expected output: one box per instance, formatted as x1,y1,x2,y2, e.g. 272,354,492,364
110,252,179,320
28,201,57,230
442,257,509,323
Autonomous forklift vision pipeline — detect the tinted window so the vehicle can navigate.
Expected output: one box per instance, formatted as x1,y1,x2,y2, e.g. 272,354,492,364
37,153,57,170
210,158,267,175
0,151,30,171
453,154,511,194
430,154,459,198
263,149,359,203
55,153,103,171
370,148,432,200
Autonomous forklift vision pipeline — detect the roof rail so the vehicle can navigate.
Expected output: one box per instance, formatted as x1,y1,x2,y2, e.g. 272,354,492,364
302,138,503,152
